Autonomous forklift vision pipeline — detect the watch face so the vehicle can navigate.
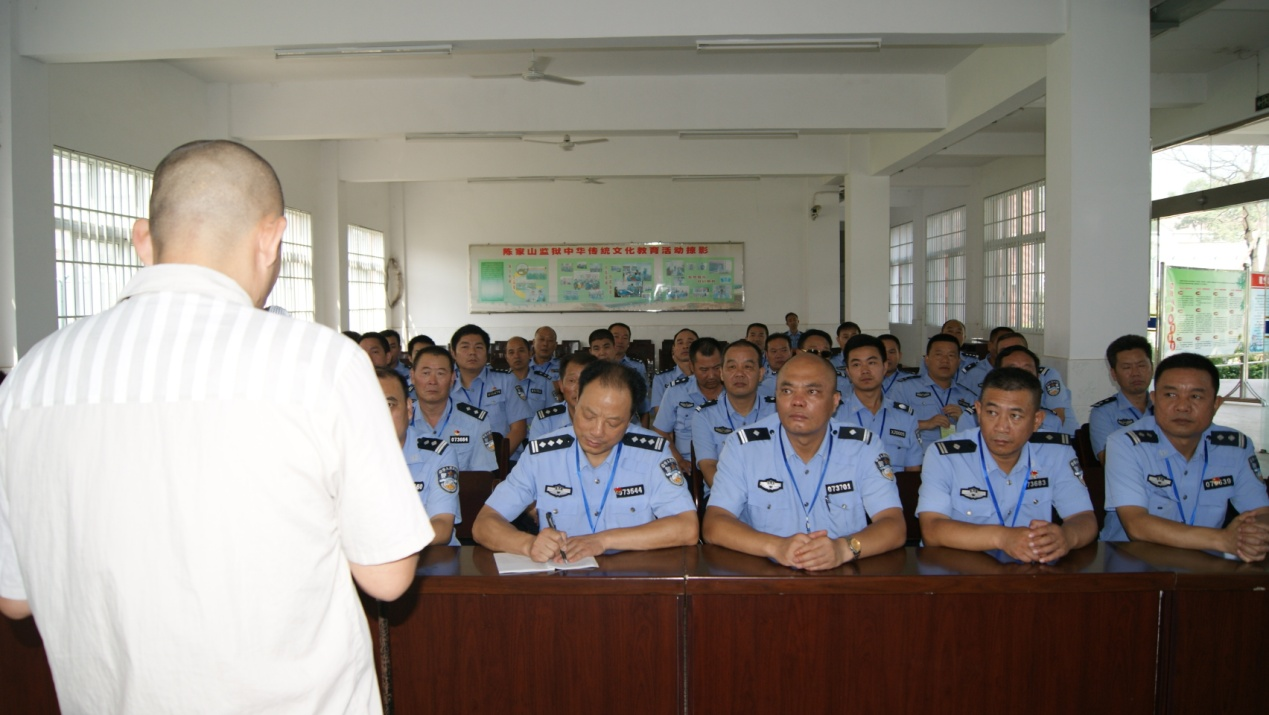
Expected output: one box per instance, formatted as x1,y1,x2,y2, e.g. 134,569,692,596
849,537,862,556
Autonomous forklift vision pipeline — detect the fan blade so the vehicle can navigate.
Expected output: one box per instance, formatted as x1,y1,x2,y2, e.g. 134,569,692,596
569,138,608,145
521,138,559,145
471,73,526,80
540,74,584,86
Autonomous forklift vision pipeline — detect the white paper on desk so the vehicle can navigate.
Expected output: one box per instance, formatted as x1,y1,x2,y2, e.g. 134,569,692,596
493,552,599,574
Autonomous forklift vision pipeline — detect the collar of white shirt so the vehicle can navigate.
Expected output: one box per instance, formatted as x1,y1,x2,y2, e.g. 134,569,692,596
119,264,253,306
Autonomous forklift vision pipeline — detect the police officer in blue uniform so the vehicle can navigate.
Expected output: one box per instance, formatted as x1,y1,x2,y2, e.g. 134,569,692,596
756,333,794,401
796,330,851,395
1089,334,1154,461
450,324,532,455
828,321,861,373
744,323,769,369
530,326,562,383
527,352,597,442
917,367,1096,563
838,334,923,470
1102,353,1269,561
609,322,652,415
783,312,802,351
961,331,1077,433
653,337,724,472
651,328,697,422
957,345,1064,434
878,334,918,396
692,340,776,487
892,334,977,445
411,346,498,472
703,353,907,570
473,361,699,562
504,336,554,422
377,366,459,546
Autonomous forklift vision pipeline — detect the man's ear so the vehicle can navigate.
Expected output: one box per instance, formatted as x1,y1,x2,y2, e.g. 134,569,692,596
257,213,287,269
132,219,155,266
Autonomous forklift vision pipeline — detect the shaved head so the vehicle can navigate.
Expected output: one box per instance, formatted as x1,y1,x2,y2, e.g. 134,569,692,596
149,140,284,256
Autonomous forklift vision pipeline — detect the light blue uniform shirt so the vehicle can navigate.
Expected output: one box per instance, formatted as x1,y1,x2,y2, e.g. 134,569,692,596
450,365,532,437
513,370,554,421
651,365,687,415
755,367,781,401
653,375,710,457
1089,392,1151,458
1102,416,1269,542
690,393,777,465
838,391,924,469
959,361,1078,434
890,375,977,446
710,414,902,538
411,398,498,472
619,355,652,414
485,426,696,537
528,402,572,442
530,356,561,383
916,428,1093,527
403,432,461,546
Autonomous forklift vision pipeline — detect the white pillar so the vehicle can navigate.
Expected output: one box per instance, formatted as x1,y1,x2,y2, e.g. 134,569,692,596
387,182,407,334
313,141,343,330
841,138,891,335
1045,0,1151,421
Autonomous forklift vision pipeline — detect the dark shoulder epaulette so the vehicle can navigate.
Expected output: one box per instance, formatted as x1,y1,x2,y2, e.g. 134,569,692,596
890,401,915,415
836,425,873,443
656,366,676,375
737,427,771,444
532,369,552,379
670,375,690,386
1038,366,1054,376
961,361,979,373
763,395,776,403
1126,429,1159,445
695,399,718,413
416,437,448,454
896,374,921,383
1029,431,1071,445
622,432,666,451
490,367,511,374
1091,395,1117,408
1208,430,1247,448
529,434,575,454
536,404,567,420
962,404,977,416
935,439,977,455
898,366,920,375
456,402,488,421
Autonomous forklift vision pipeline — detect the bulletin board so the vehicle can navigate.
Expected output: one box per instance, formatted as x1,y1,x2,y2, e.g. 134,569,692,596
469,242,745,313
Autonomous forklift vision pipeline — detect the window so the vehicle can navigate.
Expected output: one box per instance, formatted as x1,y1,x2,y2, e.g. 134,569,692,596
925,207,966,328
265,208,316,322
53,148,150,327
888,223,914,324
983,181,1045,331
347,224,386,333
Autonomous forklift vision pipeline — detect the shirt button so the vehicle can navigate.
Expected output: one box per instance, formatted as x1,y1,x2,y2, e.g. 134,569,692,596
966,510,973,515
630,507,636,513
593,511,600,516
594,479,600,484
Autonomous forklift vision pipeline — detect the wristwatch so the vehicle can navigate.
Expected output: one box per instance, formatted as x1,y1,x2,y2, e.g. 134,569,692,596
847,537,862,560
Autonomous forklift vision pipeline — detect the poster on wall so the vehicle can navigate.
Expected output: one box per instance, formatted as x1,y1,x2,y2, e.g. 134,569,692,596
469,242,744,313
1252,272,1268,353
1158,265,1249,358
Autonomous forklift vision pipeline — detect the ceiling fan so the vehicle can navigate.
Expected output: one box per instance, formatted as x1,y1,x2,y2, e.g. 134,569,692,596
472,52,584,86
523,134,608,151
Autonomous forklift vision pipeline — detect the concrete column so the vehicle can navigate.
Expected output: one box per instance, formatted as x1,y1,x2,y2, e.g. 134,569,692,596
387,182,406,334
841,138,891,335
0,0,19,370
312,141,343,330
1045,0,1151,421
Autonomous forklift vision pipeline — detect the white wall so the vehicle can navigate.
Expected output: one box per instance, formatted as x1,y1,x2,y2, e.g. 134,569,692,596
402,177,835,346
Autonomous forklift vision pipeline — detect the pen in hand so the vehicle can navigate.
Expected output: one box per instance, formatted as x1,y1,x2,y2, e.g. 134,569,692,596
545,512,568,563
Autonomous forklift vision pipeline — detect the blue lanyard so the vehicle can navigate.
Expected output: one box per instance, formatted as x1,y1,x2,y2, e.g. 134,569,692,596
976,432,1032,528
883,372,899,392
574,442,624,534
778,426,834,533
1164,442,1208,526
460,369,485,409
931,382,951,408
412,399,454,436
854,404,887,437
723,396,758,431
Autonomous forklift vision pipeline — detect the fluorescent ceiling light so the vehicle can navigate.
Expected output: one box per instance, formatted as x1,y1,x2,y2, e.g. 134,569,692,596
671,175,761,182
696,38,881,52
467,177,556,183
406,132,525,141
275,43,453,59
679,130,800,140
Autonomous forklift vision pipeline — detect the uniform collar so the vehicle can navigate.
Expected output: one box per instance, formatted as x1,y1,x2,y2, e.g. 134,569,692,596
1117,390,1151,414
119,264,253,307
779,421,833,466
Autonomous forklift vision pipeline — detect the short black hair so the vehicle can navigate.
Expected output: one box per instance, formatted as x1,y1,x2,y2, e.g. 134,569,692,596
995,332,1028,348
836,321,861,336
988,326,1014,342
375,366,409,397
413,345,456,370
560,350,599,375
674,328,699,342
746,322,768,335
995,344,1040,373
1154,352,1220,393
1106,334,1153,369
450,324,490,350
408,335,435,355
724,339,763,363
925,333,959,355
981,366,1042,410
588,328,615,345
690,337,724,363
798,329,832,350
342,330,362,343
359,331,389,353
765,333,792,349
608,322,631,334
381,329,401,343
785,312,798,320
878,333,901,351
577,361,646,418
843,334,886,364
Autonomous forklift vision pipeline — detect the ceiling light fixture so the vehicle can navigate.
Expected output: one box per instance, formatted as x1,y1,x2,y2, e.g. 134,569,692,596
275,43,453,59
679,130,800,140
671,175,762,182
695,38,881,52
406,132,525,141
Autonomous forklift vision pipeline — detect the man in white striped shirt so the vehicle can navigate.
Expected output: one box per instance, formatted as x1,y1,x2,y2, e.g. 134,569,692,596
0,140,432,714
